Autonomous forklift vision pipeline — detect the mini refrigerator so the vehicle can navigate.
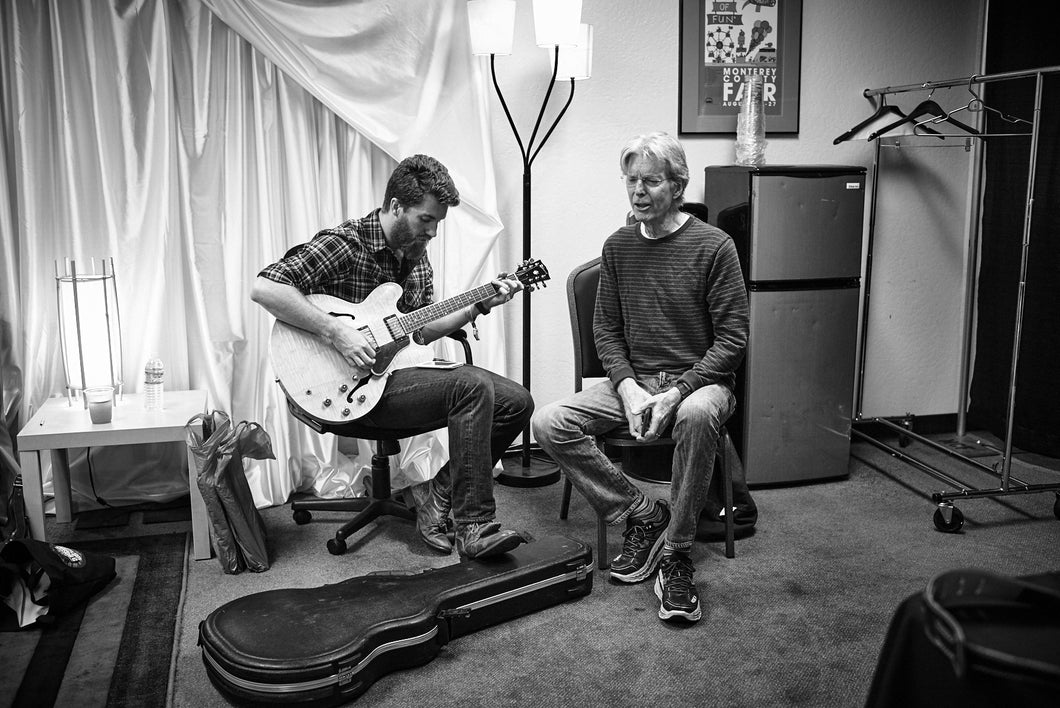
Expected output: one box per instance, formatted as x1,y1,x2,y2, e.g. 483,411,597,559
704,165,866,485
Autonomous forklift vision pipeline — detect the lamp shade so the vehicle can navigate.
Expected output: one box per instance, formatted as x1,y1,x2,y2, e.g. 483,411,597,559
467,0,516,56
550,23,593,80
533,0,582,47
56,259,123,394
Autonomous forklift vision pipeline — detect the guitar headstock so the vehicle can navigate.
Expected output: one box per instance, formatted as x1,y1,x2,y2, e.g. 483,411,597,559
512,258,550,291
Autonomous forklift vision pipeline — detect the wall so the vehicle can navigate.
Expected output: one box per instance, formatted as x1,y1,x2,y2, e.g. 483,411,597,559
479,0,984,420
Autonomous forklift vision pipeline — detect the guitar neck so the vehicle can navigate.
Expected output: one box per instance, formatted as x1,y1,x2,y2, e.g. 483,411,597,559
394,283,497,335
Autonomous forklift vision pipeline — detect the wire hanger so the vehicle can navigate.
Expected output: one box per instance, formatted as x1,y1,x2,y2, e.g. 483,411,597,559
867,86,981,141
962,75,1032,126
913,76,1033,137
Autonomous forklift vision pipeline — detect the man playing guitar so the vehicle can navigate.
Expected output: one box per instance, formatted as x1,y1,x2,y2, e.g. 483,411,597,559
252,154,532,560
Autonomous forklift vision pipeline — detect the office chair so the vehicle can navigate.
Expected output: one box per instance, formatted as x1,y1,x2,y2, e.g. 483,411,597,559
557,257,737,569
289,330,472,556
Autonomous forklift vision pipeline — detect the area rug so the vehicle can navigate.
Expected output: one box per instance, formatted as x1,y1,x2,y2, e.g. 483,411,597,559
0,533,189,708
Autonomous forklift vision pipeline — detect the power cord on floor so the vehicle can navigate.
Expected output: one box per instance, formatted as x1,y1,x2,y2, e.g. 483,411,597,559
86,446,113,508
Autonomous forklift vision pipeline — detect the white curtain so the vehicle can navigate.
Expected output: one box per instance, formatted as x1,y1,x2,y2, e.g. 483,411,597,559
0,0,506,508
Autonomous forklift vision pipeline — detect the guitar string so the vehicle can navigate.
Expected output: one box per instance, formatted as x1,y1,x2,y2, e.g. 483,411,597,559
393,284,498,336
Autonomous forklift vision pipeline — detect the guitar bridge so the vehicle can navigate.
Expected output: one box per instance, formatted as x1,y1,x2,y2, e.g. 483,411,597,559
358,326,378,348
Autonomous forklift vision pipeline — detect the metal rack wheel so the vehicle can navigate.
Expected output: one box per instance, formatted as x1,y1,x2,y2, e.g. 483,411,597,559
327,537,348,555
293,509,312,525
933,503,965,533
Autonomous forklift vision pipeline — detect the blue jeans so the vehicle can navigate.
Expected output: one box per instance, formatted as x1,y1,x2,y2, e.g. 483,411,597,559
331,365,533,527
532,374,735,550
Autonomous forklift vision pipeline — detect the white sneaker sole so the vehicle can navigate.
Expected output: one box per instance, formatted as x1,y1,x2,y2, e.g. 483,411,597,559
653,574,702,622
608,532,667,583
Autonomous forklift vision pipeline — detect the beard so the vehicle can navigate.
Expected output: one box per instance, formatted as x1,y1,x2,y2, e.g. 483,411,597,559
391,216,428,261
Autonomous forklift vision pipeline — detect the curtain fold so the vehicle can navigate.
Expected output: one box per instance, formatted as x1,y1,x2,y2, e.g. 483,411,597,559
0,0,505,508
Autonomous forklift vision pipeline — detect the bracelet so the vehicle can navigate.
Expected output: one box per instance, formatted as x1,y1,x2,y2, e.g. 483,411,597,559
467,305,481,341
475,302,491,316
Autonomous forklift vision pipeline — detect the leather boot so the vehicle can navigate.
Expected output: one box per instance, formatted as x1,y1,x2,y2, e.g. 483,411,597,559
408,478,453,554
455,521,528,560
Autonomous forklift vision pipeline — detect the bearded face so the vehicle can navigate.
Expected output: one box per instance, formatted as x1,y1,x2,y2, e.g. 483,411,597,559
388,194,448,261
389,213,428,261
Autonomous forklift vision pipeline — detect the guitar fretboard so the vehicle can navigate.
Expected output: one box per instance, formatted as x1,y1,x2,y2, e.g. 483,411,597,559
394,283,498,335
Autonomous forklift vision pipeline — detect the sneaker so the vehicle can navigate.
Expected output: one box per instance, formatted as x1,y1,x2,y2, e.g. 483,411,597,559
455,521,528,560
654,552,702,622
609,500,670,583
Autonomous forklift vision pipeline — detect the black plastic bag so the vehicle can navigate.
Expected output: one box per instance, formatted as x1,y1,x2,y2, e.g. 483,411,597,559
697,431,758,541
185,411,274,574
0,538,116,630
924,569,1060,687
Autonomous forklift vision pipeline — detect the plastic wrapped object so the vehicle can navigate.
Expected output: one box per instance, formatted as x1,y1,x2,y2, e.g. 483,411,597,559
186,411,275,574
735,76,767,166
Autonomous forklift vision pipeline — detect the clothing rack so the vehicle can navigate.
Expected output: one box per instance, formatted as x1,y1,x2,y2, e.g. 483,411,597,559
849,65,1060,532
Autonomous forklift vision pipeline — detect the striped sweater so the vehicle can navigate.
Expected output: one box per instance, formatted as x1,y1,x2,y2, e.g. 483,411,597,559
594,216,749,397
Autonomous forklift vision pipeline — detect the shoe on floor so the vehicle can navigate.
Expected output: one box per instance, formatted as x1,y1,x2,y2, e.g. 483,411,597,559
455,521,527,560
610,500,671,583
408,478,453,554
654,551,702,622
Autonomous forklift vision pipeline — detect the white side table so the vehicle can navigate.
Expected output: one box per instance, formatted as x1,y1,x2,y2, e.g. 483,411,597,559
17,390,212,560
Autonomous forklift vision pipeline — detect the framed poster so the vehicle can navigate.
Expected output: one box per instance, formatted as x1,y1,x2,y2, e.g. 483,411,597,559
679,0,802,134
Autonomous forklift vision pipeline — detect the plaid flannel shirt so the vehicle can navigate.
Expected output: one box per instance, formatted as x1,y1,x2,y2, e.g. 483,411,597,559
258,209,434,312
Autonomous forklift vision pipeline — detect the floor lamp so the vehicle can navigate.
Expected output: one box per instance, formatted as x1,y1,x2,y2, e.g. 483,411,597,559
467,0,593,486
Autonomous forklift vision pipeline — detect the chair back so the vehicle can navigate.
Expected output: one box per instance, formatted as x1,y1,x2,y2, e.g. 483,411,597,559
566,258,606,391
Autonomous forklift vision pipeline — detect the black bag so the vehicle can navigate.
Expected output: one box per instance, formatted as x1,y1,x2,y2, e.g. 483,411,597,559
0,538,116,630
1,472,28,545
698,431,757,541
866,569,1060,707
199,535,593,705
185,411,274,574
1,385,28,543
924,569,1060,688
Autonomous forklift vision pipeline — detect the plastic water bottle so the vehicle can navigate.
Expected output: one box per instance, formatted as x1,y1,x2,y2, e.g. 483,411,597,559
735,76,767,166
144,358,164,410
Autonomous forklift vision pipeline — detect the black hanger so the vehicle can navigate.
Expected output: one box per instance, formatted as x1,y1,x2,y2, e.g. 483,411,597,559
867,99,980,141
834,96,942,144
833,97,906,145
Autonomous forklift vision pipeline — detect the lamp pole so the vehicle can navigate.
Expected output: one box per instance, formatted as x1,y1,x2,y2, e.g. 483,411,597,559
489,49,574,486
468,2,591,485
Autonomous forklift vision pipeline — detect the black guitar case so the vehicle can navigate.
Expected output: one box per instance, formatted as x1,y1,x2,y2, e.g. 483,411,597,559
199,535,593,705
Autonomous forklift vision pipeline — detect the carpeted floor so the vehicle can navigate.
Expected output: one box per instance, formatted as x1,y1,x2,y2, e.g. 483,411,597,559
173,434,1059,708
12,431,1059,707
0,533,189,708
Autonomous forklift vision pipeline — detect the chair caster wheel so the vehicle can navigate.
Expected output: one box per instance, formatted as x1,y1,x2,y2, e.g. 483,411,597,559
327,537,348,555
933,503,964,533
293,509,312,525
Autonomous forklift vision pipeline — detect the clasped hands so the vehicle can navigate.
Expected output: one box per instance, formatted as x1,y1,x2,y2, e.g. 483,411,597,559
619,378,681,442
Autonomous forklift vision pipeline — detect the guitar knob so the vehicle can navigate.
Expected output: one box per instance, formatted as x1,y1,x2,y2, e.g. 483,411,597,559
339,384,349,393
357,395,366,404
323,399,332,407
305,389,312,396
342,408,351,417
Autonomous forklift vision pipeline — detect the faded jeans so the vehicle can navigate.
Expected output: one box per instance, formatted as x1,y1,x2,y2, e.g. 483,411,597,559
330,365,533,527
532,373,735,550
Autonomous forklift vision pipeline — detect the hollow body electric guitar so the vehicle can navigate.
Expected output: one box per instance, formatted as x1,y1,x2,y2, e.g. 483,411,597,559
272,259,549,425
